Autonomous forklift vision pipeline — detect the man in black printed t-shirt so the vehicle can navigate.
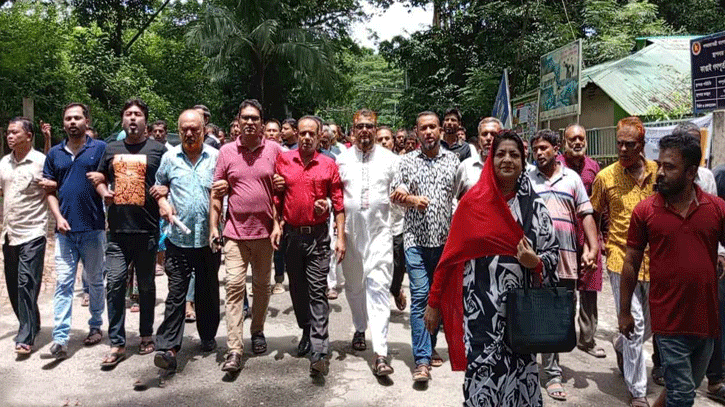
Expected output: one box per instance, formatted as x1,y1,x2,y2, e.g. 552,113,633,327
89,98,167,369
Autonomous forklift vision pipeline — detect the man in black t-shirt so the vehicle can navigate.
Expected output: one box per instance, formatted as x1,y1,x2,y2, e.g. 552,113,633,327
89,98,167,368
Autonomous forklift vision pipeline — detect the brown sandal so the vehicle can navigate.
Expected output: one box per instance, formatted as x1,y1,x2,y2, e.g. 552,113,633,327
139,340,155,355
412,364,431,382
373,356,394,376
83,328,103,346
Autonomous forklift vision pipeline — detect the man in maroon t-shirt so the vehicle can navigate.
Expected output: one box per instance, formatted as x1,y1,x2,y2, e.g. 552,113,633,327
620,134,725,407
210,99,283,373
272,115,345,377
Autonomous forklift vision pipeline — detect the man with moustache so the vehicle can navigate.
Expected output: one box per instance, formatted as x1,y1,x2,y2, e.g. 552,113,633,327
265,119,282,143
454,117,501,198
621,134,725,407
152,110,221,371
338,110,399,376
440,108,471,162
91,98,167,368
557,124,607,360
211,100,283,371
590,116,658,406
1,117,48,355
150,120,172,149
528,129,599,401
43,103,107,359
272,115,345,376
394,128,407,154
375,126,395,151
390,111,459,382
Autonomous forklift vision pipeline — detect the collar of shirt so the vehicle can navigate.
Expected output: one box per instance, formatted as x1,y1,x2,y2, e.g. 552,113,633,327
292,149,320,167
654,184,706,214
11,148,39,165
440,139,462,149
236,135,266,152
616,157,655,187
61,136,94,158
533,161,566,184
353,144,375,160
415,147,444,161
174,143,212,167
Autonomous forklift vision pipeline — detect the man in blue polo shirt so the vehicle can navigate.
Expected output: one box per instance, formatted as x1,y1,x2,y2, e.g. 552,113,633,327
42,103,107,359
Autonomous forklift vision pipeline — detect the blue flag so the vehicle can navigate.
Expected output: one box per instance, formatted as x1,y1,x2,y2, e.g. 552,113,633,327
492,69,512,128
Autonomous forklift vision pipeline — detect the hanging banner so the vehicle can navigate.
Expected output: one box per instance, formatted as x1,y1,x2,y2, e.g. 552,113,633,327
512,94,538,138
492,69,513,128
538,39,582,121
643,114,713,165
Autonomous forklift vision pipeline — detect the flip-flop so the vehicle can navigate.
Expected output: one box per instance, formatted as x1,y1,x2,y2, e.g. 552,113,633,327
577,345,606,358
100,352,125,368
15,343,31,355
185,310,196,323
431,350,444,367
139,340,155,355
546,382,567,401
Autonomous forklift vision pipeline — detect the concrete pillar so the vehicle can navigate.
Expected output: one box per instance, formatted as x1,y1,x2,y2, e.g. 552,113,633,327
711,110,725,168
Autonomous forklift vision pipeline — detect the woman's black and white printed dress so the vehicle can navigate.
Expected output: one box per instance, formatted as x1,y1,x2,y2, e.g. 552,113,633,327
462,175,559,407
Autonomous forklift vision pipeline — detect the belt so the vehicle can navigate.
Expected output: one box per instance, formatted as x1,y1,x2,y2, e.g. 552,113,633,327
285,222,328,236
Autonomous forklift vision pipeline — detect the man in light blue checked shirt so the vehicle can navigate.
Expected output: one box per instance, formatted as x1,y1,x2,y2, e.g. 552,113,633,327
151,109,223,372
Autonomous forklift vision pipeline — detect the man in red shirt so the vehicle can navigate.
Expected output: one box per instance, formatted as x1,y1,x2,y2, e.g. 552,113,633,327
210,99,284,372
272,115,345,377
620,134,725,407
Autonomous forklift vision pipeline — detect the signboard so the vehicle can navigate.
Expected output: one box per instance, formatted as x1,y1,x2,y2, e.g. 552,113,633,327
691,31,725,113
512,95,538,137
492,69,513,128
538,39,582,122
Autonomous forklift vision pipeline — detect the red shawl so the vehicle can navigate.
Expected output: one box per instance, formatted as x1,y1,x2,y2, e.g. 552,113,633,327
429,152,527,371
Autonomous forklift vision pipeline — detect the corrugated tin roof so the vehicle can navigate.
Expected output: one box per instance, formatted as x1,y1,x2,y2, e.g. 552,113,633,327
580,36,696,115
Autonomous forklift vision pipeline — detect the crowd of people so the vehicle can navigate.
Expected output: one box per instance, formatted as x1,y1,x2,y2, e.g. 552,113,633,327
3,97,725,407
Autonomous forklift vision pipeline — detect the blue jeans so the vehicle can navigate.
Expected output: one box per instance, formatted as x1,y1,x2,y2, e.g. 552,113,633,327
405,245,443,366
656,334,714,407
52,231,105,345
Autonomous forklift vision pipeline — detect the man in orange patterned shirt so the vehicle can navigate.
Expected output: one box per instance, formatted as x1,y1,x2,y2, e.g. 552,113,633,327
590,116,658,407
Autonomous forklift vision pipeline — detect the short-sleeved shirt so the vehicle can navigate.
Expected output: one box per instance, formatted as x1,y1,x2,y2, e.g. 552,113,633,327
441,139,471,163
156,144,218,248
556,154,600,195
590,159,657,280
97,138,167,234
454,154,484,198
391,148,459,249
528,163,593,280
0,149,48,245
43,136,106,232
214,137,282,240
274,150,344,227
627,186,725,338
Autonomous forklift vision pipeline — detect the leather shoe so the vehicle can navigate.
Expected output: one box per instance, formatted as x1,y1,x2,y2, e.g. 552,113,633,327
297,334,311,357
154,350,177,371
309,352,329,376
200,339,217,352
221,351,242,372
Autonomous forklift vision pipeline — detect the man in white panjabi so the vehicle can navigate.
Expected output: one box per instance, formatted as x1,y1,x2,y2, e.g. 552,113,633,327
338,109,398,377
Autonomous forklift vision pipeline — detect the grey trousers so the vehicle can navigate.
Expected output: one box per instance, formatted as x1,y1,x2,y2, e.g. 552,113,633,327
577,290,599,349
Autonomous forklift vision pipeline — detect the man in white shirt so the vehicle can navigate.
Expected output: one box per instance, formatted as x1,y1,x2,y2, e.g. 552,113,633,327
454,117,501,198
1,117,49,355
338,109,399,376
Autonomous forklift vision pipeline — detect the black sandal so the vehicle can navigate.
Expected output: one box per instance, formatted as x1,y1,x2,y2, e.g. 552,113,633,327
83,328,103,346
352,331,366,351
251,332,267,355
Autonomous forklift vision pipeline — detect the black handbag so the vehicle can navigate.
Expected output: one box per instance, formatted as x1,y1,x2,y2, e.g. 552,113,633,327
504,268,576,354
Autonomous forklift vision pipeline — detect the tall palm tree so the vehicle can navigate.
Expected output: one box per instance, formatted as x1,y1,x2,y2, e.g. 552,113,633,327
186,0,335,109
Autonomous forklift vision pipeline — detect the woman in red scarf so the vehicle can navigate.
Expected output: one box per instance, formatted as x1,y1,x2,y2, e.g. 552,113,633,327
425,131,559,406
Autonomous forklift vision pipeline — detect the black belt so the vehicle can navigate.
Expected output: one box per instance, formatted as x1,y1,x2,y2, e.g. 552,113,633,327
284,222,328,236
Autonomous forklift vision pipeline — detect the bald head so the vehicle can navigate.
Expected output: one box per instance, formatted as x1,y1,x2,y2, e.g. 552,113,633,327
178,109,205,155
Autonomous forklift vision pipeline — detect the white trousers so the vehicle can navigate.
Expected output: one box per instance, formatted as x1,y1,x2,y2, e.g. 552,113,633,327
341,236,392,356
610,271,652,398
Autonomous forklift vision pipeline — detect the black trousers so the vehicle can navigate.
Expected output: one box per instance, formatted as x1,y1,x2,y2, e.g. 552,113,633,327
390,233,405,297
3,235,45,345
273,236,288,284
156,242,221,351
105,233,157,347
284,225,331,355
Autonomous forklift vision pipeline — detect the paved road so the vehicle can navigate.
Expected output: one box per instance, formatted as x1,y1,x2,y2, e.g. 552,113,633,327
0,254,721,406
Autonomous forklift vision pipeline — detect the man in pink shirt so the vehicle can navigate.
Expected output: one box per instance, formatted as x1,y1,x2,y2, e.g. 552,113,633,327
210,99,283,372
